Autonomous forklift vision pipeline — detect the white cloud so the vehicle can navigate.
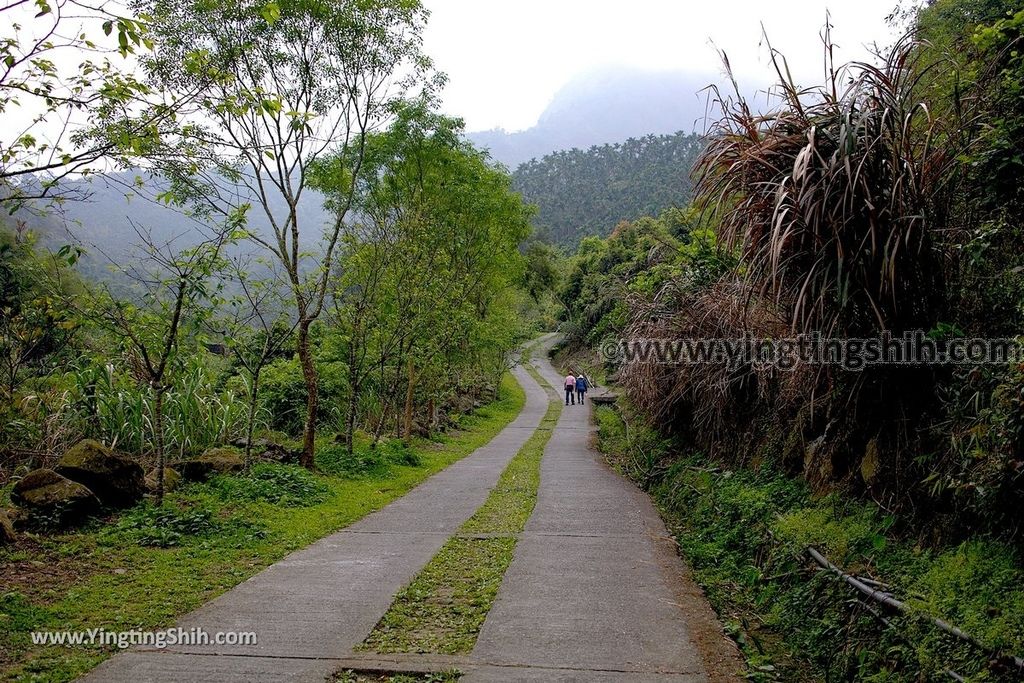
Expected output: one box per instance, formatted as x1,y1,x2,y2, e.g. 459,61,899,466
423,0,903,132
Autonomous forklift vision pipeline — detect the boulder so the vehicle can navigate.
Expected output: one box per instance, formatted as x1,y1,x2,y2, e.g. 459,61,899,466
0,509,16,545
10,468,101,527
256,441,301,464
451,394,475,414
231,437,300,464
181,448,245,481
55,439,145,508
411,420,431,438
144,466,182,493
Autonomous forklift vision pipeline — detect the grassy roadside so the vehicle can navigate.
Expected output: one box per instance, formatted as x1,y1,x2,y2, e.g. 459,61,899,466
594,404,1024,683
0,375,526,683
359,363,560,656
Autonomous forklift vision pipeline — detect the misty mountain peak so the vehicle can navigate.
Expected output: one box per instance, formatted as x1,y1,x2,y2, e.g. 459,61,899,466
468,67,713,168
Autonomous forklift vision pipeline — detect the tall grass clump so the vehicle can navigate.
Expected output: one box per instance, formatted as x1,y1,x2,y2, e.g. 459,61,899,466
618,26,1006,521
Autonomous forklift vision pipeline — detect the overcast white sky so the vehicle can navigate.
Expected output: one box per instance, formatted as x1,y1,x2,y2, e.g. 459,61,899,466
422,0,905,132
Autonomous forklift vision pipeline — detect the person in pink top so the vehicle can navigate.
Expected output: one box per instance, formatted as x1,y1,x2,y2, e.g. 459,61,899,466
564,374,577,405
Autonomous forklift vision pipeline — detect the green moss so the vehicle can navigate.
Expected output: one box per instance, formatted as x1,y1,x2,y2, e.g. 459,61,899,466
0,374,526,682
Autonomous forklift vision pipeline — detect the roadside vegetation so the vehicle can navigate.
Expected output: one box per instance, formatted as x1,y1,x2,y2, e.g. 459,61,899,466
597,405,1024,681
557,1,1024,680
0,376,524,681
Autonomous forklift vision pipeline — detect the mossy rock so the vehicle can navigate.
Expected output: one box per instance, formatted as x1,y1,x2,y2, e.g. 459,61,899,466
144,466,182,493
861,438,881,486
55,439,145,508
181,448,245,482
10,468,101,527
0,509,16,545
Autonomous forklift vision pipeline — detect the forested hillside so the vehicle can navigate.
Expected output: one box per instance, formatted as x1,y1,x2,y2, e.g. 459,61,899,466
512,131,703,246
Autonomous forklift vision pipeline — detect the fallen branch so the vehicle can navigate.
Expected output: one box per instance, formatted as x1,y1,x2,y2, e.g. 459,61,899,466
808,547,1024,674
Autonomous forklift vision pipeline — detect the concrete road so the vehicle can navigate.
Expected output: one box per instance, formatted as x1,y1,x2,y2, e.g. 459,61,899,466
81,362,549,683
465,339,713,682
81,336,740,682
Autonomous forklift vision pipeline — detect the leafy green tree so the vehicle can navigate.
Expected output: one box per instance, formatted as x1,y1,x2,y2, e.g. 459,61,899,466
317,100,532,445
1,0,186,205
137,0,432,467
0,227,80,400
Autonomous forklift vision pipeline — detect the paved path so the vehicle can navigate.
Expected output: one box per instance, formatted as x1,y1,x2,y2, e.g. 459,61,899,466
82,337,739,682
82,362,550,683
465,340,711,682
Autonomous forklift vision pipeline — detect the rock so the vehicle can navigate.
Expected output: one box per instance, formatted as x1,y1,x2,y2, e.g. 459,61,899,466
144,466,182,493
411,420,431,438
231,437,300,463
4,506,28,530
10,468,101,527
861,438,881,486
0,509,16,545
257,442,301,464
450,394,476,414
181,448,244,481
55,439,145,508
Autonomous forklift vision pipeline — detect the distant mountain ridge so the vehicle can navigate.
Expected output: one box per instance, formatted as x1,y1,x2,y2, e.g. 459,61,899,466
512,130,704,247
468,67,713,169
9,68,715,267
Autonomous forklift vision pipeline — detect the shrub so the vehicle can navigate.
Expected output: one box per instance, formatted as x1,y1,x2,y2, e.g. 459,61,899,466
207,463,329,507
316,442,389,477
106,501,267,547
108,503,221,547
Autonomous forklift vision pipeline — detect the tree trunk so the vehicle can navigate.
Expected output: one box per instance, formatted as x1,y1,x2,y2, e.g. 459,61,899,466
372,400,388,448
297,320,318,469
345,340,359,456
403,355,415,444
153,385,166,507
244,369,261,468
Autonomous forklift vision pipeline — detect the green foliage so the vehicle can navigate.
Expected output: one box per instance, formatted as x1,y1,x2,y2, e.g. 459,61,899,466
106,502,240,548
258,357,316,436
597,405,1024,681
207,463,329,506
513,132,704,247
316,441,390,477
0,0,169,206
70,357,251,459
559,208,721,351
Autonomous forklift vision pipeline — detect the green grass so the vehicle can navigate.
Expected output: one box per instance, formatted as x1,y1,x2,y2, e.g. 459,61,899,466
595,404,1024,683
358,362,561,656
0,375,526,683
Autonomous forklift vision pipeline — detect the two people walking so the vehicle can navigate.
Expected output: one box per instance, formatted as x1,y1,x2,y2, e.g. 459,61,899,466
564,373,589,405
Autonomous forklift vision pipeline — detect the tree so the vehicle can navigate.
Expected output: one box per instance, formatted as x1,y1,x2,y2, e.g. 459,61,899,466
87,212,240,504
0,225,80,400
0,0,191,206
138,0,432,468
318,100,531,444
217,256,295,466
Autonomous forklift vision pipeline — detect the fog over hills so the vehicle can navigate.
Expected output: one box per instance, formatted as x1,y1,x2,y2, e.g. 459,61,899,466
466,67,714,169
11,67,719,259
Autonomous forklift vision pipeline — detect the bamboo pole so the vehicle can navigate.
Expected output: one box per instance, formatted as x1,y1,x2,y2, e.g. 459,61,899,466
807,547,1024,674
